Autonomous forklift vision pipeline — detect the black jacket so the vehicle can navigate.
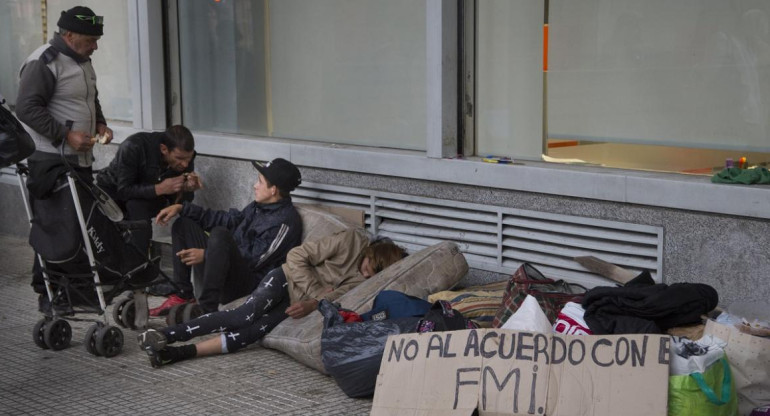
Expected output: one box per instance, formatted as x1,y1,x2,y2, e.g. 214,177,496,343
581,271,719,335
181,198,302,278
96,131,194,203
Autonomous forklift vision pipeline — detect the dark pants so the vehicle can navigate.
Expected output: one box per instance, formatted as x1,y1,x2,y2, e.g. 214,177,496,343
171,217,257,312
161,267,289,353
98,178,171,256
121,198,167,255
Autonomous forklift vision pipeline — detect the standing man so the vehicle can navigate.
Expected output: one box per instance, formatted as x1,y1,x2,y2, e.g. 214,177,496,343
96,125,202,254
151,158,303,316
16,6,112,313
17,6,112,168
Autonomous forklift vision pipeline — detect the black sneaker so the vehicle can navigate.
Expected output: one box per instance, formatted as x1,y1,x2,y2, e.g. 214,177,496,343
147,281,176,297
146,347,175,368
137,329,167,352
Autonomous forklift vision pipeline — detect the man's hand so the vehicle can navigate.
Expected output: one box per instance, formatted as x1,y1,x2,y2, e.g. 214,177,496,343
176,248,204,266
96,123,113,144
182,172,203,192
155,176,186,196
155,204,183,225
66,130,93,152
286,299,319,319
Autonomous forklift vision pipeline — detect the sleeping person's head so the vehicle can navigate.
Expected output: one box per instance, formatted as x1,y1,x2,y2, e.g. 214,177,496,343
358,242,407,278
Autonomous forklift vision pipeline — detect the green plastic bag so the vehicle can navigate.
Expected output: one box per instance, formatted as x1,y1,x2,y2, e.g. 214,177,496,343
668,357,738,416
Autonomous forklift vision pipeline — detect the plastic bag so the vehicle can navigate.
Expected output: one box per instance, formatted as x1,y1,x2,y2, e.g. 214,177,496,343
668,335,738,416
319,299,420,398
705,320,770,415
500,295,552,333
670,335,728,376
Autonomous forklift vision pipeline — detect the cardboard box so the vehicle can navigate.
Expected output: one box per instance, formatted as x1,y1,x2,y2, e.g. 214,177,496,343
372,329,670,416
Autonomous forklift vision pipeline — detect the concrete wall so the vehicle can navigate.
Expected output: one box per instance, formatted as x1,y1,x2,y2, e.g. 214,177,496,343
3,147,768,310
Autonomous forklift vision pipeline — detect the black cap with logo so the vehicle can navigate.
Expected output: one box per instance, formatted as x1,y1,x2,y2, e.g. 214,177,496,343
58,6,104,36
251,158,302,193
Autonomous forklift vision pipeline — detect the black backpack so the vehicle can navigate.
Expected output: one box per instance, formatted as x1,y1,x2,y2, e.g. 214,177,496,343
0,95,35,168
417,300,479,332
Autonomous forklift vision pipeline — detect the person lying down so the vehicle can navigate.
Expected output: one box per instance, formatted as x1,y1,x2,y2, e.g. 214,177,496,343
136,228,406,368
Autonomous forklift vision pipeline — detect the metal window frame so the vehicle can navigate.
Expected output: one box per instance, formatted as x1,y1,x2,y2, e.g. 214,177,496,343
129,0,166,130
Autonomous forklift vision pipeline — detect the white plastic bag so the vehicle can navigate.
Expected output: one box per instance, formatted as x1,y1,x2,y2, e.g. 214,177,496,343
670,335,728,376
500,294,553,333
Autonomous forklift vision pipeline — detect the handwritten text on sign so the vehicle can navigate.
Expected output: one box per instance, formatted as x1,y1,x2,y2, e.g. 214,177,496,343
383,330,671,415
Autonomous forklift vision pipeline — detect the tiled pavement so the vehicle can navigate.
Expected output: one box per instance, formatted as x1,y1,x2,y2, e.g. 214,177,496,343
0,234,372,415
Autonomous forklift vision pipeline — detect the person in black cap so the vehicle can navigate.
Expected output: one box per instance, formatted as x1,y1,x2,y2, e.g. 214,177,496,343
17,5,111,160
150,158,303,315
16,5,112,315
136,230,407,368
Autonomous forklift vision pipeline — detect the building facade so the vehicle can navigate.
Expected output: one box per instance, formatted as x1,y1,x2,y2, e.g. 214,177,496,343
1,0,768,308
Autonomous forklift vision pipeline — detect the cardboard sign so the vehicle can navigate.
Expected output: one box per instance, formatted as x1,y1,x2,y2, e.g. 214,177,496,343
371,329,670,416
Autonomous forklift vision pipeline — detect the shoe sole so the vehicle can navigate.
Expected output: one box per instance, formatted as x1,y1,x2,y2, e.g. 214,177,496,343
137,331,167,352
148,308,171,317
148,298,194,317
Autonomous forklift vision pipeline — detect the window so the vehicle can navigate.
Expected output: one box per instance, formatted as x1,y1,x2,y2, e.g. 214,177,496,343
176,0,427,150
0,1,42,105
472,0,770,173
475,0,544,160
0,1,132,121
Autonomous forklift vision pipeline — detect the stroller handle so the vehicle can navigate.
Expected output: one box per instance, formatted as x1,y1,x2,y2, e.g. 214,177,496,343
59,125,124,222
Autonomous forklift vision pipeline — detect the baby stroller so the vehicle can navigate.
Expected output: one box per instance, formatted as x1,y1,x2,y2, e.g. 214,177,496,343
17,147,177,357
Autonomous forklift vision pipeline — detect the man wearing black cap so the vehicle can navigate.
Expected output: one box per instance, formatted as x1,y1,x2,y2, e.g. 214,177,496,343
17,5,112,164
151,158,303,315
16,6,112,314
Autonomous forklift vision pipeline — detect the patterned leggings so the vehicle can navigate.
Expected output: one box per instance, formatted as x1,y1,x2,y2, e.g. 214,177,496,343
161,266,289,353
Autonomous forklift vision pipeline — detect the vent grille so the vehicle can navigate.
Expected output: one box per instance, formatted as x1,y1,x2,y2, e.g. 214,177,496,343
293,182,663,287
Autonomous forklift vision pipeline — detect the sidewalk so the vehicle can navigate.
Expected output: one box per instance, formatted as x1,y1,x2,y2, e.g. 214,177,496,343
0,233,372,415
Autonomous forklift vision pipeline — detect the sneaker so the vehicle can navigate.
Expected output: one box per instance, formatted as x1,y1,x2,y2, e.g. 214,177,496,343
137,329,167,352
146,347,175,368
147,281,176,297
148,294,193,317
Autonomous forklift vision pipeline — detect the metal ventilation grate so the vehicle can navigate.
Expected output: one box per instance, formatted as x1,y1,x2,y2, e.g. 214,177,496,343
293,182,663,287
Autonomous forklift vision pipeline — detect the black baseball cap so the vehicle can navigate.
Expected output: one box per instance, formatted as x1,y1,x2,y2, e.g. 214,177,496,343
251,158,302,193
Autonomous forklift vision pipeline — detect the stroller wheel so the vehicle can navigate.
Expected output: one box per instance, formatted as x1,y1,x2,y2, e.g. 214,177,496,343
182,303,203,323
84,324,102,356
165,303,185,326
32,318,50,350
95,326,124,358
43,319,72,351
112,297,133,328
120,300,138,330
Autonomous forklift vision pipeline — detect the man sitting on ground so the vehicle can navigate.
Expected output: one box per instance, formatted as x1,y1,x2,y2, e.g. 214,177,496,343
96,125,202,254
150,158,303,316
